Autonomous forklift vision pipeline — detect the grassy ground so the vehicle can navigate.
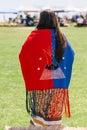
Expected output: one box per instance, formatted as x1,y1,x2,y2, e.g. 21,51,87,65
0,26,87,130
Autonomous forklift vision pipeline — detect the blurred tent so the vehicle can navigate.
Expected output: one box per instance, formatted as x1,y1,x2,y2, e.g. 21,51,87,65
17,6,40,15
0,11,18,14
0,10,19,23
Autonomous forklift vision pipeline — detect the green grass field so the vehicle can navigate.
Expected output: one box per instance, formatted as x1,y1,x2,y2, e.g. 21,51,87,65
0,26,87,130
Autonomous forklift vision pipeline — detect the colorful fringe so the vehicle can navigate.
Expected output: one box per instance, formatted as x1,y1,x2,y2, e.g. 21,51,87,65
28,88,70,120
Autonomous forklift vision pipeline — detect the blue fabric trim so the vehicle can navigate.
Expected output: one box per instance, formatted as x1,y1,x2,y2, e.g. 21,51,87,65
51,29,74,88
51,29,56,64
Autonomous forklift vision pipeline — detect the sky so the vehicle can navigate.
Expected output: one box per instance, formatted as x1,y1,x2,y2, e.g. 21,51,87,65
0,0,87,11
0,0,87,22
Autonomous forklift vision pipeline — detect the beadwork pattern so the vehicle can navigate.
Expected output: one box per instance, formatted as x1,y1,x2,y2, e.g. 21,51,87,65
28,88,70,119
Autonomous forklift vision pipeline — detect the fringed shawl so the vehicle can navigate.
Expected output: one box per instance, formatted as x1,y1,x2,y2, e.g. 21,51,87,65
19,29,74,91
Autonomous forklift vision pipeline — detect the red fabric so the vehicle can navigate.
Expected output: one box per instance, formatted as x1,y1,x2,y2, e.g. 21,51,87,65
19,29,54,91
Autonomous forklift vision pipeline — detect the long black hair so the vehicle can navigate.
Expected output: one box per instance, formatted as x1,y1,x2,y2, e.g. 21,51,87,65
36,9,66,63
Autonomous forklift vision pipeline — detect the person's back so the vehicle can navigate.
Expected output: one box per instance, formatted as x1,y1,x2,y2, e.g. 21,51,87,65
19,9,74,127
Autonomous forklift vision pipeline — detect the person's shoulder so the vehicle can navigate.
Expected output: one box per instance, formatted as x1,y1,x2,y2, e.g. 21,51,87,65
30,29,51,39
26,29,39,41
29,29,38,36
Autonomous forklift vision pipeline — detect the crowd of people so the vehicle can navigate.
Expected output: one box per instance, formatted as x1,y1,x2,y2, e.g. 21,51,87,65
8,12,87,27
72,14,87,26
8,14,38,26
58,16,70,27
76,16,87,26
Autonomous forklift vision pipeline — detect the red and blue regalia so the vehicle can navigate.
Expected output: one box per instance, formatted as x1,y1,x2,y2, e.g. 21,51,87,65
19,29,74,91
19,29,74,125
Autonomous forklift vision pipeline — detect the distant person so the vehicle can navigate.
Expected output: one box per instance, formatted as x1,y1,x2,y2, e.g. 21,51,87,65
20,15,24,24
83,17,87,26
19,10,74,127
26,14,34,26
77,17,84,26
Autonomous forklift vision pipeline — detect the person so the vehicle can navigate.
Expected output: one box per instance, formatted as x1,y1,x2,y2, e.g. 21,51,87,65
19,9,74,127
76,16,84,26
26,14,35,26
